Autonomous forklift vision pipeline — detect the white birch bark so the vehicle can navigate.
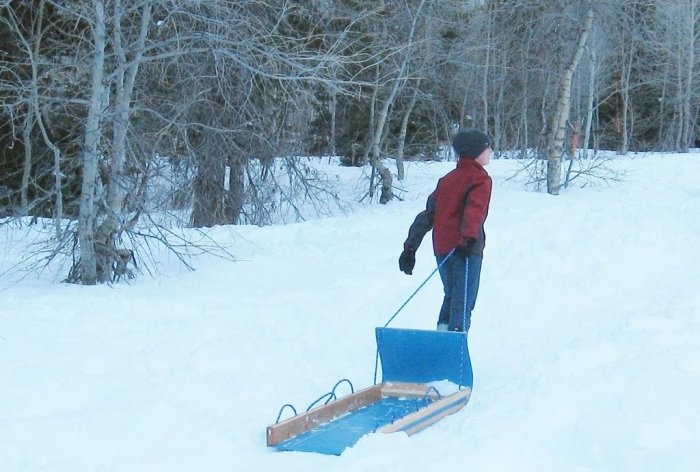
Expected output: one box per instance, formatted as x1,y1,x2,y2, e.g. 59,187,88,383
547,7,594,195
77,0,107,285
396,84,419,181
369,0,426,203
581,47,597,158
95,0,151,276
680,0,696,152
330,88,337,158
21,110,32,215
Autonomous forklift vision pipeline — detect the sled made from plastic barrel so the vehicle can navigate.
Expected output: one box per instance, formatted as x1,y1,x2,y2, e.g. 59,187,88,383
266,327,473,455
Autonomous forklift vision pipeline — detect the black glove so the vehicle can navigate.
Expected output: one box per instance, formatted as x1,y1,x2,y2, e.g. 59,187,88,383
455,238,476,258
399,247,416,275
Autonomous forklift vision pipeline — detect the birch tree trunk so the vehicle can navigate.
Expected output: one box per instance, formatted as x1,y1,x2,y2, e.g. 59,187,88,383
547,7,594,195
518,44,530,156
369,94,397,204
94,0,151,280
330,87,337,158
33,106,64,237
680,0,696,152
369,0,425,203
481,2,494,133
21,111,32,215
77,0,107,285
620,59,633,155
396,85,419,181
581,47,597,158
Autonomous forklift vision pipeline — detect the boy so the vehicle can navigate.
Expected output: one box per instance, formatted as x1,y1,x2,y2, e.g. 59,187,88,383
399,128,493,332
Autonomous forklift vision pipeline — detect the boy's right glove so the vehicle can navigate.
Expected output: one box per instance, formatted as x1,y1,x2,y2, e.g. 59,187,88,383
455,238,476,258
399,247,416,275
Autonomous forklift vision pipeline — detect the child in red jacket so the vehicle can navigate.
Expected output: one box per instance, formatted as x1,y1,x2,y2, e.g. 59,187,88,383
399,128,493,332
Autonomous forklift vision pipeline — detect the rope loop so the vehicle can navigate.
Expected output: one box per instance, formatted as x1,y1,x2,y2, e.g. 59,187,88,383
331,378,354,397
273,378,355,423
274,404,298,424
423,386,442,402
306,391,336,411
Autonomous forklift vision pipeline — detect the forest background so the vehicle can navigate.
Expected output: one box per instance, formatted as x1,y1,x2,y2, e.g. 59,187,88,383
1,0,698,284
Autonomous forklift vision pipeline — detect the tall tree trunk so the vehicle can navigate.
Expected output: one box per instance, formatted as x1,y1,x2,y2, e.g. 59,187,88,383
32,106,64,237
547,8,593,195
224,156,245,225
494,56,507,151
369,95,395,204
21,110,32,215
369,0,425,203
658,74,668,148
77,0,107,285
191,148,226,228
481,2,494,133
396,84,419,181
680,0,695,152
94,0,151,281
329,87,337,158
581,47,597,158
518,45,530,157
620,60,633,155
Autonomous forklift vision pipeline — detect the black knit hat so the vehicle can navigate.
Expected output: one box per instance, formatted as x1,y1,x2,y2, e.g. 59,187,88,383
452,128,491,159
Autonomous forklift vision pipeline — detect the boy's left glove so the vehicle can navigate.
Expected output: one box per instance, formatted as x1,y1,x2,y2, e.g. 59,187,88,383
399,247,416,275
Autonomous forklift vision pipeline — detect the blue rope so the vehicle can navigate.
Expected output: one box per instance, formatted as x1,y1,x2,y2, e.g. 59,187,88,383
462,257,469,332
383,248,455,328
458,256,469,388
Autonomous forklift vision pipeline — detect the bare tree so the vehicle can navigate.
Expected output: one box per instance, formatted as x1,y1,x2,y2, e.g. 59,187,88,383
5,0,700,286
395,83,420,181
1,1,66,229
94,0,152,259
547,7,594,195
364,0,428,203
656,0,698,151
155,1,377,224
76,0,108,285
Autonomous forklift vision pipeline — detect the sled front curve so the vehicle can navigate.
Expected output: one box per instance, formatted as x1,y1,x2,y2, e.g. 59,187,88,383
266,327,473,455
375,327,473,389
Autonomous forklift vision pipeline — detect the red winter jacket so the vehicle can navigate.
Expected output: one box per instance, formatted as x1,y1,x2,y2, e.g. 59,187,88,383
404,158,492,257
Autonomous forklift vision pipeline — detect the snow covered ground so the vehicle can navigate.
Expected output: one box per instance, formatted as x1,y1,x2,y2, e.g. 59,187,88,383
1,153,699,472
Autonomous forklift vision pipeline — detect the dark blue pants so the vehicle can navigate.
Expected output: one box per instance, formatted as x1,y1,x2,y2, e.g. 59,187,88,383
436,253,483,332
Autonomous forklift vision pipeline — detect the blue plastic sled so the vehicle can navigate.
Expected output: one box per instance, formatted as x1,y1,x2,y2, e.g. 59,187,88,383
266,327,473,455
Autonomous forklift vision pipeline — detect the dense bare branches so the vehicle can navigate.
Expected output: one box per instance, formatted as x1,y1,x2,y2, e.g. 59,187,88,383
2,0,699,284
